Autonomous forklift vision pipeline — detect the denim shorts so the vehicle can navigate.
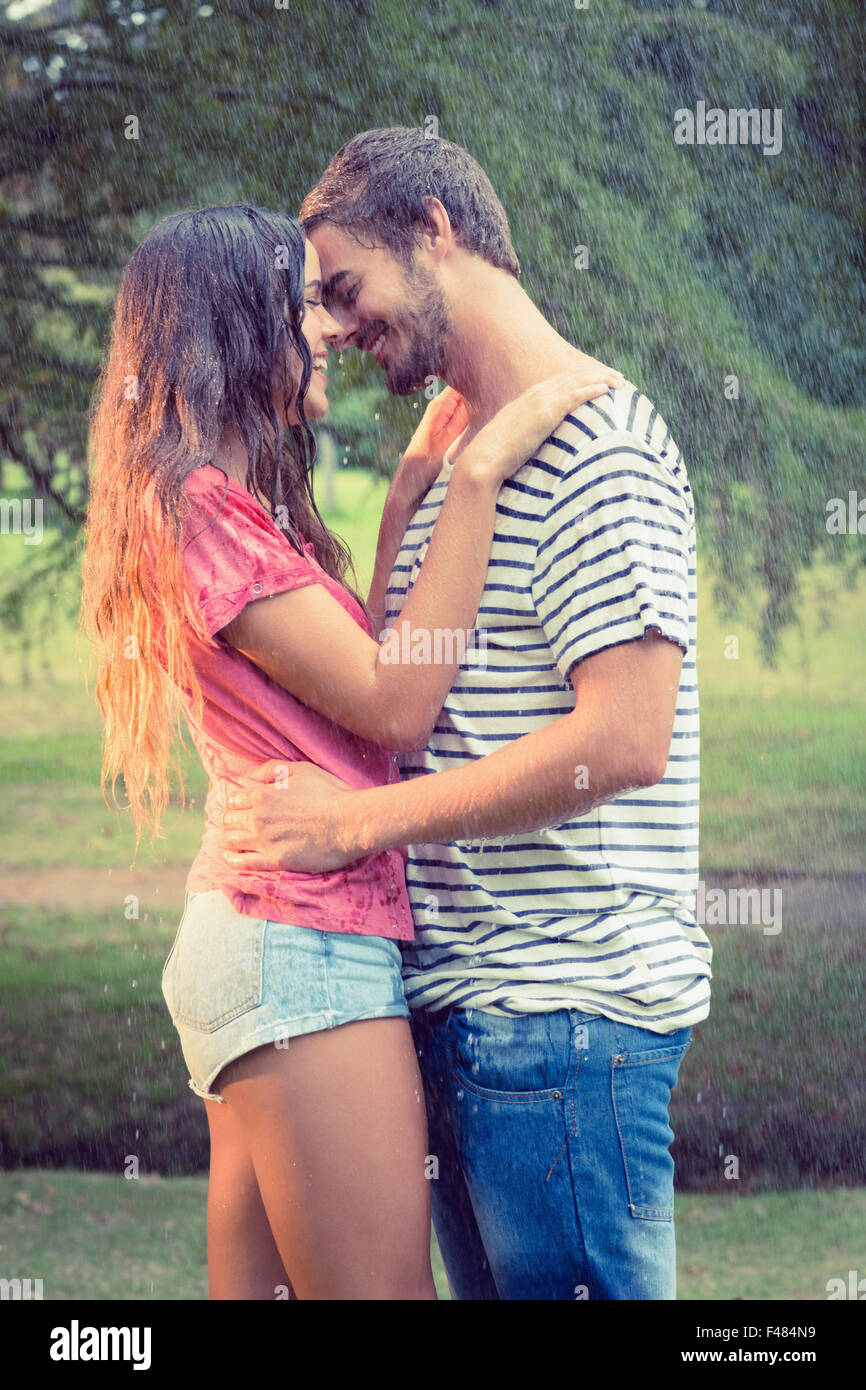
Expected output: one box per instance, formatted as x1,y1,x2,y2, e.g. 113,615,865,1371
161,889,410,1103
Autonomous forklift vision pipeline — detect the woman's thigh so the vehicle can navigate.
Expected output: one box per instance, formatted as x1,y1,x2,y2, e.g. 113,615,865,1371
218,1016,436,1300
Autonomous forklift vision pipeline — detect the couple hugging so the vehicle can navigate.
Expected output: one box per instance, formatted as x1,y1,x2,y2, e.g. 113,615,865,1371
81,126,711,1301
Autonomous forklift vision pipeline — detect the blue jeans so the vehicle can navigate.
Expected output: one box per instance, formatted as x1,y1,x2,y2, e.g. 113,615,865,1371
409,1006,692,1300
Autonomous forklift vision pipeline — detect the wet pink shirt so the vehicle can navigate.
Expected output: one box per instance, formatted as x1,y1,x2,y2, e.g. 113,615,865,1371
174,463,414,941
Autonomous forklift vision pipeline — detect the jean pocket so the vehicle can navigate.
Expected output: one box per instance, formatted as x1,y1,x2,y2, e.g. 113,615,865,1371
611,1037,692,1221
166,892,266,1033
162,891,200,982
446,1007,572,1101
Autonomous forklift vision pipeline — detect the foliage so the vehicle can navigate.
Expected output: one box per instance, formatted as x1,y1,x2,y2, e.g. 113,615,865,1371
0,0,864,657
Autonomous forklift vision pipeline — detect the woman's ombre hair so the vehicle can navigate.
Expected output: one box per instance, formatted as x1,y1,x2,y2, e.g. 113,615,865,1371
80,204,360,844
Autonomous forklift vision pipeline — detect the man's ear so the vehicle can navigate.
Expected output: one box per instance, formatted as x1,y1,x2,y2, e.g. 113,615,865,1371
420,196,453,262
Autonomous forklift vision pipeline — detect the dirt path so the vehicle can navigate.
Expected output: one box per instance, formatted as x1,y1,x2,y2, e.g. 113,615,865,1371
707,869,865,931
0,866,863,928
0,865,190,915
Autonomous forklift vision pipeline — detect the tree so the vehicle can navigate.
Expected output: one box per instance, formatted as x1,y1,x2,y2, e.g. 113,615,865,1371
1,0,863,659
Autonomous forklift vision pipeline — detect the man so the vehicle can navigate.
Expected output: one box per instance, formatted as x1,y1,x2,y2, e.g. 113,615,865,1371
225,127,711,1299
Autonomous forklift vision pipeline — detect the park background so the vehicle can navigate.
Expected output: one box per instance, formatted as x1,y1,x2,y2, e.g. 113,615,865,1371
0,0,863,1299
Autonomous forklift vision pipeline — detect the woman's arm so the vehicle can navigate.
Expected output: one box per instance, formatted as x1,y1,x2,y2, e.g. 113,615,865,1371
220,367,622,752
221,632,683,871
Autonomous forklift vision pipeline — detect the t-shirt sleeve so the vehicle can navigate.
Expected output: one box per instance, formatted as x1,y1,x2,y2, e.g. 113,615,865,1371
181,471,322,637
531,431,692,683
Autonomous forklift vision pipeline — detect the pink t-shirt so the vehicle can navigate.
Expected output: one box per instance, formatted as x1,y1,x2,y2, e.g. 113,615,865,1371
173,463,414,941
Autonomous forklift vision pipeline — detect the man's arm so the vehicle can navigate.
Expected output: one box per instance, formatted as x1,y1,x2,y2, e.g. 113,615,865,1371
221,629,683,872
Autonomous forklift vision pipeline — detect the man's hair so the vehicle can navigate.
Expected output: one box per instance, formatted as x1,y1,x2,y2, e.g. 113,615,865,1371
300,126,520,276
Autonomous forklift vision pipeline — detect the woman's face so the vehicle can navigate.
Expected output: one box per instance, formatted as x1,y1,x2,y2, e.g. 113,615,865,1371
290,238,342,422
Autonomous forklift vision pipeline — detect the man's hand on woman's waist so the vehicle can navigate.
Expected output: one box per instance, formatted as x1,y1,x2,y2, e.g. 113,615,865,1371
221,760,366,873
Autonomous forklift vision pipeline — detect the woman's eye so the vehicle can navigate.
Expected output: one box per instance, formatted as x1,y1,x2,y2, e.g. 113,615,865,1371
305,298,322,309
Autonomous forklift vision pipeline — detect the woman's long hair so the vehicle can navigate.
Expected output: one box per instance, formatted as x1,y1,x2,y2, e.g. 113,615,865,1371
80,205,361,845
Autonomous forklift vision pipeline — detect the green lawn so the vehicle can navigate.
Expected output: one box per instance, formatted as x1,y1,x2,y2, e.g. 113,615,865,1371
1,1169,860,1301
694,560,865,873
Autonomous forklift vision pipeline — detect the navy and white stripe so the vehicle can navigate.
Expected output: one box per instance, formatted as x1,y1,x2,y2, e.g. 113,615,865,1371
385,385,711,1032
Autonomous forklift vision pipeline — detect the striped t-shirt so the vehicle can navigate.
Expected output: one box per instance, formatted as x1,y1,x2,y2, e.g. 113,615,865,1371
385,384,712,1033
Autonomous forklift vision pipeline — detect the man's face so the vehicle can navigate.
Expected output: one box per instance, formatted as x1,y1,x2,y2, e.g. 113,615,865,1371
308,221,451,395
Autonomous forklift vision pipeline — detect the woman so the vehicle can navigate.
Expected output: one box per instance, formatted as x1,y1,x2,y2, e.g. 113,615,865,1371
80,203,621,1300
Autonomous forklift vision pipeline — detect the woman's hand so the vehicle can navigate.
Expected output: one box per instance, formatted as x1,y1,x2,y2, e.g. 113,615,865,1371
458,360,625,489
405,384,469,467
220,760,362,873
394,385,469,502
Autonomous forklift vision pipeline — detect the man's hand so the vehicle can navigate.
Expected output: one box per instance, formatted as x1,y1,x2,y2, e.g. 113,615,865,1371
220,760,362,873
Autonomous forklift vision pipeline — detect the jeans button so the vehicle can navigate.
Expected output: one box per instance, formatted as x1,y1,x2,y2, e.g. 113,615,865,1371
552,1089,563,1100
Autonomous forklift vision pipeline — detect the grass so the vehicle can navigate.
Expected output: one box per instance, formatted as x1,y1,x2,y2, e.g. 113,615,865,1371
673,1187,866,1301
694,560,866,873
0,906,206,1173
1,1169,861,1300
673,916,866,1191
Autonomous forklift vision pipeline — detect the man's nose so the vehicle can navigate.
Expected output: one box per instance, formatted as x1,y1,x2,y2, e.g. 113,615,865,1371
324,305,358,350
325,316,352,350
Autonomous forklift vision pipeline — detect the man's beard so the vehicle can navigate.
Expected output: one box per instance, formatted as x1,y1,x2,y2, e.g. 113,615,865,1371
384,263,451,395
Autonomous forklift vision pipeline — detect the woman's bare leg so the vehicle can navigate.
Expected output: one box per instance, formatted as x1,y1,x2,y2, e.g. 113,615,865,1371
205,1098,296,1300
218,1016,437,1300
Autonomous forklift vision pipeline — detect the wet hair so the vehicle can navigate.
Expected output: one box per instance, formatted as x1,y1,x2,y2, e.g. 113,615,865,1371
300,126,520,275
80,204,361,840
